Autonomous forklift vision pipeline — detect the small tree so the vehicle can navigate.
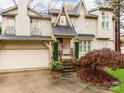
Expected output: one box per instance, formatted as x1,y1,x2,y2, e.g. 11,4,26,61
79,48,124,87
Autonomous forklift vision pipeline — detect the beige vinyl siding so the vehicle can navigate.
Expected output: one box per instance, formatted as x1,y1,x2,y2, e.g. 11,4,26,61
51,15,57,24
0,41,48,50
71,6,97,35
39,19,52,36
92,39,115,50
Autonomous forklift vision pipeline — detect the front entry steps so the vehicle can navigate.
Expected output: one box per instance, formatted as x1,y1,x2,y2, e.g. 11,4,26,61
59,49,78,73
61,56,78,73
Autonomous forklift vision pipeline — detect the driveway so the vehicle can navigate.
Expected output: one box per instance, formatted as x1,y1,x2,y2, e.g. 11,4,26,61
0,70,114,93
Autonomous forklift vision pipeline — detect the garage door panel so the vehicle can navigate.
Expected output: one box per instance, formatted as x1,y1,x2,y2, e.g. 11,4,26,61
0,50,49,70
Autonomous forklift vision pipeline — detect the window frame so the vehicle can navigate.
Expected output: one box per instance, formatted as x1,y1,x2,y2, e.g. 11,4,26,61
101,12,110,29
31,19,39,29
79,41,91,53
6,17,15,27
59,15,67,25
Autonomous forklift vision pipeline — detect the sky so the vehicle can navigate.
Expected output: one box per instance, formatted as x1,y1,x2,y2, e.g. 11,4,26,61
0,0,97,22
0,0,97,10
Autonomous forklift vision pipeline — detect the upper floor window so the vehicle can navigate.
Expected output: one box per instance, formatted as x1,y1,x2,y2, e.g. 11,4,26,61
59,15,67,25
6,17,15,27
4,17,15,35
31,19,41,36
32,19,39,29
101,12,109,29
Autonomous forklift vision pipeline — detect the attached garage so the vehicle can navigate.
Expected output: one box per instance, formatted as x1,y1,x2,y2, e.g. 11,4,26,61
0,36,53,71
0,49,49,70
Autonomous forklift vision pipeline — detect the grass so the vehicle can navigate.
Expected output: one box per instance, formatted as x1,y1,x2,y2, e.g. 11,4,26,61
107,69,124,93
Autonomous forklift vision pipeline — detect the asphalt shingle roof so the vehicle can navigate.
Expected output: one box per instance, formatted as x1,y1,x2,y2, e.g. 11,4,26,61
0,35,53,41
48,9,79,16
52,25,77,36
78,34,95,38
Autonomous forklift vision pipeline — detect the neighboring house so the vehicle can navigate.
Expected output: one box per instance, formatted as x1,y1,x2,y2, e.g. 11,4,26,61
0,0,115,71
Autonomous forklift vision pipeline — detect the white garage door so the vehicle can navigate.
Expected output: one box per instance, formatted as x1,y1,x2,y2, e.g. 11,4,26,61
0,49,49,70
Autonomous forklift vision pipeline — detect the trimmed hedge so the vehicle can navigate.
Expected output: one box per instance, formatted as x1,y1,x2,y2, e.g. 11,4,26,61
75,41,79,59
53,42,58,61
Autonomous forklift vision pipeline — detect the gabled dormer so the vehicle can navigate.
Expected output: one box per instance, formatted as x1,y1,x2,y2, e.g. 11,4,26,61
54,4,73,27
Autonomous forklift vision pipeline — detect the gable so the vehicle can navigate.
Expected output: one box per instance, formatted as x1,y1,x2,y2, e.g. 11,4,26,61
73,0,88,15
1,6,18,16
54,4,73,27
27,7,44,18
28,8,42,18
80,3,87,15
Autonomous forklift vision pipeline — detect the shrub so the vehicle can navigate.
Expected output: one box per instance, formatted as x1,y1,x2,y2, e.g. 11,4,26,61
51,61,62,72
79,48,124,87
53,42,58,61
75,41,79,59
79,48,124,70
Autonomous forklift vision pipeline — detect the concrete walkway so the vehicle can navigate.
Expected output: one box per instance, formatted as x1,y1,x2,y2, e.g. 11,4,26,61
0,70,114,93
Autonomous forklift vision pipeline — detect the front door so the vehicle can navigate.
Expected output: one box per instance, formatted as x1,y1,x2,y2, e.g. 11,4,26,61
57,38,71,54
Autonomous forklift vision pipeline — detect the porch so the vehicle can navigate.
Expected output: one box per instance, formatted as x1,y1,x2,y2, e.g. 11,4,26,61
52,24,78,72
52,24,77,60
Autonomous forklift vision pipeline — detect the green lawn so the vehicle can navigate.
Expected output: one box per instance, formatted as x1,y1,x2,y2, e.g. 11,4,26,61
107,69,124,93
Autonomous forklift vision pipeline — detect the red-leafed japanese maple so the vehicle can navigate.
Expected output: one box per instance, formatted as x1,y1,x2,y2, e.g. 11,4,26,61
79,48,124,87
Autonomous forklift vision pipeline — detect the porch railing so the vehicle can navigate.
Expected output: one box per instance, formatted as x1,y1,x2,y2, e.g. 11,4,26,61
4,26,15,35
31,28,42,36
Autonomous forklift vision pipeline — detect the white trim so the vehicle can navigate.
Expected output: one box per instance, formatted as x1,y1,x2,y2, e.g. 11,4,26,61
54,4,73,27
75,0,89,15
0,67,49,74
0,6,18,14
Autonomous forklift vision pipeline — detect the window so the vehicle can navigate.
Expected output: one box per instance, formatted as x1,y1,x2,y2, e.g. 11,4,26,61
79,42,82,52
31,19,41,35
32,20,39,29
79,41,91,53
6,17,15,27
5,17,15,35
59,15,66,25
101,12,110,29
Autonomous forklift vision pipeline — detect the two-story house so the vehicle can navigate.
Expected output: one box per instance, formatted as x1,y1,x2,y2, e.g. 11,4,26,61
0,0,115,72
